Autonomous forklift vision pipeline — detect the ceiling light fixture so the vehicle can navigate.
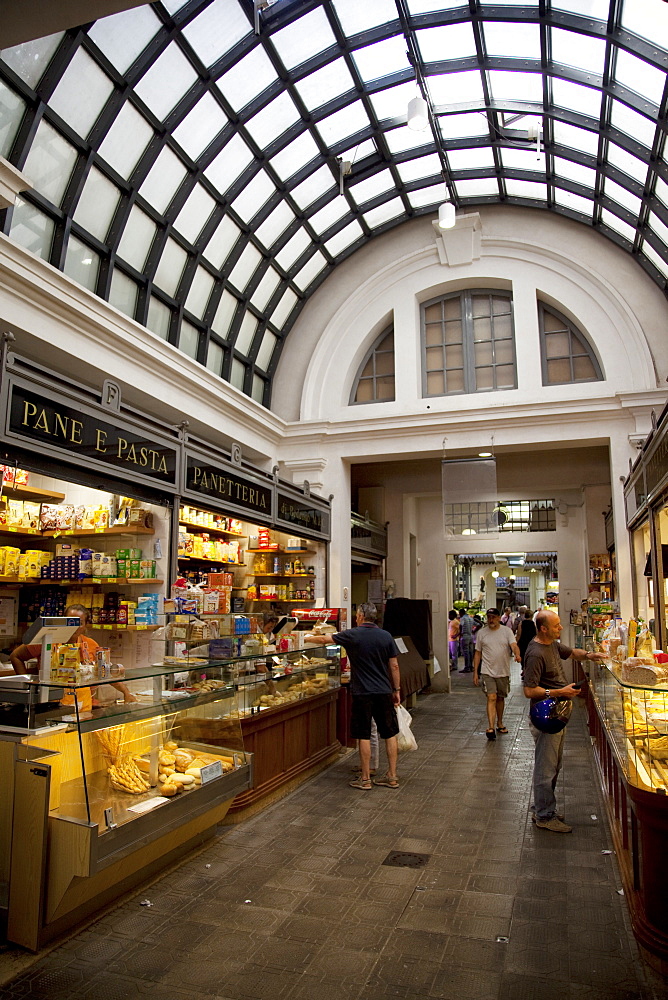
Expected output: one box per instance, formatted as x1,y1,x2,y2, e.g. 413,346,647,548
491,569,499,579
438,198,455,229
407,95,429,131
478,451,492,458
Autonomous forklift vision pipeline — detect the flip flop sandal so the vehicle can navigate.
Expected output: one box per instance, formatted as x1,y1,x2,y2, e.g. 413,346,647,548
373,774,399,788
496,726,509,734
349,777,372,790
486,729,496,740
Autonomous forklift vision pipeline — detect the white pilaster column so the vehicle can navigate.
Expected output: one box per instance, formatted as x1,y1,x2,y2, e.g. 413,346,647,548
609,429,638,618
321,455,351,619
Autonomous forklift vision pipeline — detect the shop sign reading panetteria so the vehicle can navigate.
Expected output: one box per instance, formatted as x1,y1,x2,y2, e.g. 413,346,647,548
184,453,272,518
7,383,178,487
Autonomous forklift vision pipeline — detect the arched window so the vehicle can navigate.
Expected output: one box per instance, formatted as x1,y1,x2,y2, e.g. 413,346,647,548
422,290,516,397
350,327,395,403
539,304,602,385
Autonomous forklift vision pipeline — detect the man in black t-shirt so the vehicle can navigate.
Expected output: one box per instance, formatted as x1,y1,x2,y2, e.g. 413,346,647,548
305,603,401,790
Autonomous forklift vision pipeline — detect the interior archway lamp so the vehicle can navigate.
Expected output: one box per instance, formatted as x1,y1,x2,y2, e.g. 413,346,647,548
438,200,456,229
407,96,429,131
491,569,500,579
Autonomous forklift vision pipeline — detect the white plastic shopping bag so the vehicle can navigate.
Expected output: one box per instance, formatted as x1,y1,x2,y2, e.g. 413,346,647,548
396,704,418,751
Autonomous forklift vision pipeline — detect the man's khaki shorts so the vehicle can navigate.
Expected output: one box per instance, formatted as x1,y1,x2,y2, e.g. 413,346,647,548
481,674,510,698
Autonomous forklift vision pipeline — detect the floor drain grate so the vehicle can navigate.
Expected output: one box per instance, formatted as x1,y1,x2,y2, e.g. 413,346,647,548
382,851,431,869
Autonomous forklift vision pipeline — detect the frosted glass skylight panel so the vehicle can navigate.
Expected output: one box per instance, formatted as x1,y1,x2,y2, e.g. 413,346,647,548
370,81,420,122
205,133,253,193
551,79,601,119
397,153,442,183
250,267,281,310
500,147,546,172
135,43,198,120
610,101,656,150
505,179,547,200
204,215,241,269
408,183,443,208
601,207,637,243
109,269,137,318
614,48,666,105
290,165,335,209
642,240,668,280
310,196,350,234
87,6,160,74
655,175,668,210
340,138,377,162
206,339,224,375
146,296,171,340
406,0,468,11
231,170,275,222
9,198,55,259
439,111,489,140
552,0,609,18
316,101,369,146
98,102,154,179
551,28,606,76
245,92,300,147
352,37,411,84
73,167,120,242
553,156,597,190
293,250,328,292
621,0,668,45
332,0,398,35
275,227,311,269
0,33,62,89
162,0,190,14
295,59,356,112
116,205,157,271
255,202,296,247
416,24,477,63
251,374,265,402
185,266,215,318
139,146,188,213
363,197,405,229
350,169,395,206
324,219,364,256
488,70,542,103
271,287,299,329
174,185,216,244
228,242,263,291
553,120,599,156
448,147,495,171
153,237,188,297
256,330,277,370
385,124,433,154
454,177,500,197
173,93,228,159
64,235,99,293
607,142,647,184
604,178,642,216
553,187,594,216
230,358,246,390
270,131,321,181
179,321,200,360
49,49,114,139
212,288,239,338
235,313,258,354
482,22,540,59
270,7,338,71
0,82,24,158
648,211,668,247
428,71,485,107
216,46,279,111
181,1,251,68
22,121,77,205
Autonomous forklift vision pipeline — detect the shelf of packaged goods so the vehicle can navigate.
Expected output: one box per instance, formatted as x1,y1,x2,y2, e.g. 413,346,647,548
250,598,314,603
179,519,246,538
0,575,41,585
1,483,66,502
0,525,45,536
178,555,245,566
250,573,315,578
89,624,161,631
46,577,164,586
42,525,154,537
246,548,314,555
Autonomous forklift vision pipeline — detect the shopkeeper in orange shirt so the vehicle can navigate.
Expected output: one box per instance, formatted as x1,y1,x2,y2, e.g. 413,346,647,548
9,604,136,707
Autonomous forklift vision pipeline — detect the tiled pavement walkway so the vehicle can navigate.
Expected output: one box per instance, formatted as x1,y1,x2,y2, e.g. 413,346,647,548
2,667,668,1000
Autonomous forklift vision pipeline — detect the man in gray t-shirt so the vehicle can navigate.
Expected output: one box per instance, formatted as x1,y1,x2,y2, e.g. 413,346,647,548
473,608,521,740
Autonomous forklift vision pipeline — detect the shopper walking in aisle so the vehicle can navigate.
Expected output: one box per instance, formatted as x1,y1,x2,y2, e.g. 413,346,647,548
516,607,537,664
448,609,460,671
305,603,401,790
473,607,521,740
458,608,475,672
523,610,604,832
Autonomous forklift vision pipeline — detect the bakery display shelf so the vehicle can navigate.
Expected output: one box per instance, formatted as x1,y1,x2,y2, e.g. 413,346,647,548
1,483,66,503
64,686,237,735
246,548,314,555
179,519,245,539
178,555,244,566
43,525,154,537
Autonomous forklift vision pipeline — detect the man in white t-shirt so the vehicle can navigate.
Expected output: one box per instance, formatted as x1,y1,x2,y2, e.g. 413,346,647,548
473,607,521,741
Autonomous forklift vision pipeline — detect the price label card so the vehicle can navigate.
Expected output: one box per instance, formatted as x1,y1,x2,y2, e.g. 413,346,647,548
200,760,223,784
102,624,113,630
95,528,106,533
136,625,147,630
106,577,117,583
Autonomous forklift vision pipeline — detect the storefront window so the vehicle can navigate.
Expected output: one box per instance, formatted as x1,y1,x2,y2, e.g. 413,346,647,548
632,520,652,628
653,503,668,648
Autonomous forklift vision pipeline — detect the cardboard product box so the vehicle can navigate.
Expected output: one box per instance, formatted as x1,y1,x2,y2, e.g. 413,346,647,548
128,559,141,579
116,558,127,578
140,559,156,578
56,542,79,558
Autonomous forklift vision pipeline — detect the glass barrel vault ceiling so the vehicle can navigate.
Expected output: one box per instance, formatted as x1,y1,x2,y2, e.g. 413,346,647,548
1,0,668,408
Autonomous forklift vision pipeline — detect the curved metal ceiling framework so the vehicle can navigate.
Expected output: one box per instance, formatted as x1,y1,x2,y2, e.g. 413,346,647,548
0,0,667,408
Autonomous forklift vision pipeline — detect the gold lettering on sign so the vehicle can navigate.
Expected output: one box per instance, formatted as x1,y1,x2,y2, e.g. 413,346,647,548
96,429,108,453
